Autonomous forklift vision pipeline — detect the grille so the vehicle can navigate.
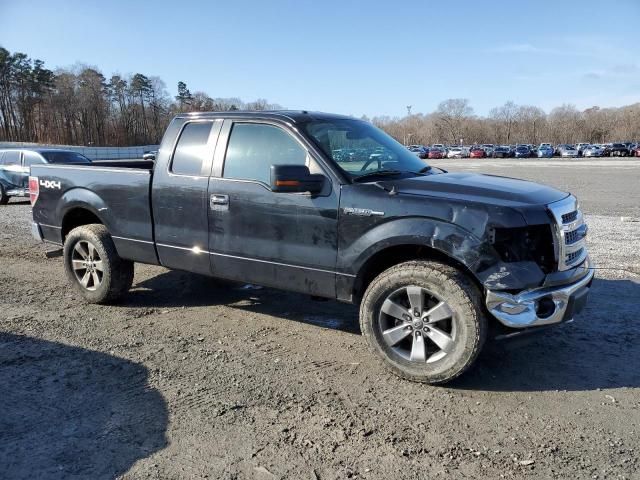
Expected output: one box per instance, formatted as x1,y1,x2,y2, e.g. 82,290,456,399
565,229,580,245
566,248,585,265
562,211,578,224
548,196,588,271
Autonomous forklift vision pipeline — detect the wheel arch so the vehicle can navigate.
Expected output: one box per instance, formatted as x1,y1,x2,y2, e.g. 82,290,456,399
58,188,112,242
351,242,484,303
61,207,104,241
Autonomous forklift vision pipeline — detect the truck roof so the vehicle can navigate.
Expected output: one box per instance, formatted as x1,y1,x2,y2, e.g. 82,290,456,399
173,110,355,124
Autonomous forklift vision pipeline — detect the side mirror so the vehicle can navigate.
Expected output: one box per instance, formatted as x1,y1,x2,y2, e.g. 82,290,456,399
270,165,325,194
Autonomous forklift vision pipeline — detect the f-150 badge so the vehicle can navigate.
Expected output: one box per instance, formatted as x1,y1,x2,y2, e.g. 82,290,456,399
342,207,384,217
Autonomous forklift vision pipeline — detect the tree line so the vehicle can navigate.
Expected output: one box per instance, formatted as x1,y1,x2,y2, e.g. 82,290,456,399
0,46,281,146
1,46,638,147
371,98,640,147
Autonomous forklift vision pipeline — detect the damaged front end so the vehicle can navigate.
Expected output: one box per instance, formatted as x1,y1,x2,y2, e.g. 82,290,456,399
481,195,593,329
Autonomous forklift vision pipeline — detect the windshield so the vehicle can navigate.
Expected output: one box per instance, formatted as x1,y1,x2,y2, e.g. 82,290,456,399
304,119,430,179
41,151,91,164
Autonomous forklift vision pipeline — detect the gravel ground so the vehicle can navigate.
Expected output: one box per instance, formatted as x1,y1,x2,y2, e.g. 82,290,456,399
1,158,639,479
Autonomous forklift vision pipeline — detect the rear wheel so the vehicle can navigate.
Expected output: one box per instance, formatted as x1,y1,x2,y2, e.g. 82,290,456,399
0,184,9,205
63,224,134,304
360,261,487,384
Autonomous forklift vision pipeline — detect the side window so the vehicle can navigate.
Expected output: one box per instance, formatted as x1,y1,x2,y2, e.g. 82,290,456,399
3,150,21,166
24,151,45,167
223,123,307,185
171,122,213,176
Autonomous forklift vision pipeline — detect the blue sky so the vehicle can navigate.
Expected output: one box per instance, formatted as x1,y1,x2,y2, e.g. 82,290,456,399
1,0,639,117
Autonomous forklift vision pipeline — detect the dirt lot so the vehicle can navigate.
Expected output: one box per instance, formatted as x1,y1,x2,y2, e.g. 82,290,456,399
1,158,639,479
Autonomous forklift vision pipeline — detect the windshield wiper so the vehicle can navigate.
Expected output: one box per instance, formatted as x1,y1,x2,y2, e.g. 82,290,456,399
352,170,405,182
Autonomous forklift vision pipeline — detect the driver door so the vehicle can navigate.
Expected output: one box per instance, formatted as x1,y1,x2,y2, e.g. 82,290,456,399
207,120,340,297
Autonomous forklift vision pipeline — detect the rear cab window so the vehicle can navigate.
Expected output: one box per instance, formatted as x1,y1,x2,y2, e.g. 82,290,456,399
171,122,215,176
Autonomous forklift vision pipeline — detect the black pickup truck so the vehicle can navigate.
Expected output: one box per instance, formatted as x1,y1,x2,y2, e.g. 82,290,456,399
30,111,593,383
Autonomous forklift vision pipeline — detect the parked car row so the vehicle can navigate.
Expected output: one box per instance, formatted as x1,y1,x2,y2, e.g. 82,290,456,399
406,142,640,159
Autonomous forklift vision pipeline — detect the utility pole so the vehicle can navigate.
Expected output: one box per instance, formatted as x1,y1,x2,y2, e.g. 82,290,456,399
406,105,412,116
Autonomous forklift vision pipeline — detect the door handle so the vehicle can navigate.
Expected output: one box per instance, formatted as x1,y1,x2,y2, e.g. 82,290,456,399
210,194,229,208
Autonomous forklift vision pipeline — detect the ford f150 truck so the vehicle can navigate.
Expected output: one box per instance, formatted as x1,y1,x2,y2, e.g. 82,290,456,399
30,111,593,384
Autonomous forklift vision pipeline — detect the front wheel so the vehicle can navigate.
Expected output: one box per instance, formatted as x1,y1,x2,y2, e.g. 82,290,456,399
360,261,487,384
63,224,134,304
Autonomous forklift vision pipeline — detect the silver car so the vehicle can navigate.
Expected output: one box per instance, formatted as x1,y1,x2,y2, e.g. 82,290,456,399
556,145,579,158
582,145,604,157
575,143,590,156
446,147,464,158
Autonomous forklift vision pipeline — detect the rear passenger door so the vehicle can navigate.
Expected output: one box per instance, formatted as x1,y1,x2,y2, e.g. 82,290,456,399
207,120,340,297
152,119,222,275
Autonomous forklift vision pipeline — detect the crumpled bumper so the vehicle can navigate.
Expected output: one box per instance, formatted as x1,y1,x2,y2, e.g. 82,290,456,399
486,258,594,328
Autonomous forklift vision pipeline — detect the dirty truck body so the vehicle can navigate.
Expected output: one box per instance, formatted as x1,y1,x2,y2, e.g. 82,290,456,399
30,111,593,383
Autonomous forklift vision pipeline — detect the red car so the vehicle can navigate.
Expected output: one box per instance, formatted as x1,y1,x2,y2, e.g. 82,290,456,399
428,148,445,159
633,145,640,157
469,147,486,158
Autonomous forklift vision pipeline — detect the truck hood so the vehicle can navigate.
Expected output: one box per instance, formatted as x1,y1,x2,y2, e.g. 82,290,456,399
380,172,568,207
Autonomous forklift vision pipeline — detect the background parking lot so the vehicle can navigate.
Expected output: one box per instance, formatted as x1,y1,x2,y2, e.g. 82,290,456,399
1,158,639,479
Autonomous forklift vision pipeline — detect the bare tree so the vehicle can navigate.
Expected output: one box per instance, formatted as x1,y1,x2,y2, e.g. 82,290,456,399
489,101,518,144
435,99,474,144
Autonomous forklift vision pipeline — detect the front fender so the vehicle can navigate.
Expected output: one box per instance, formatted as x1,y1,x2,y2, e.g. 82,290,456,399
340,217,497,278
339,217,546,296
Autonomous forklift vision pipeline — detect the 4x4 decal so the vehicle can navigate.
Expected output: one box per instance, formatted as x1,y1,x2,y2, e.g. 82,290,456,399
39,179,61,189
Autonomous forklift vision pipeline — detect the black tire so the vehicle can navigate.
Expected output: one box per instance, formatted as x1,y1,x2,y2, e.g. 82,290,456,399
0,184,9,205
360,260,487,384
63,224,134,304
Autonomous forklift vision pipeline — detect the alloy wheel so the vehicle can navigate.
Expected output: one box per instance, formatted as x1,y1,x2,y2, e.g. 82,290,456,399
71,240,104,291
378,285,457,363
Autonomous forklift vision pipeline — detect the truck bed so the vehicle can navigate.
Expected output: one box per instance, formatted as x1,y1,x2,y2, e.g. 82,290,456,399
30,163,158,264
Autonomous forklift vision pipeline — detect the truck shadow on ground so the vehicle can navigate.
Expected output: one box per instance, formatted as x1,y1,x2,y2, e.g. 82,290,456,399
125,269,360,334
0,333,168,479
126,272,639,391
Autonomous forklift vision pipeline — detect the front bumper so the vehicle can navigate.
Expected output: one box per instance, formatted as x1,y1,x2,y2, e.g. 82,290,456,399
486,259,594,328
